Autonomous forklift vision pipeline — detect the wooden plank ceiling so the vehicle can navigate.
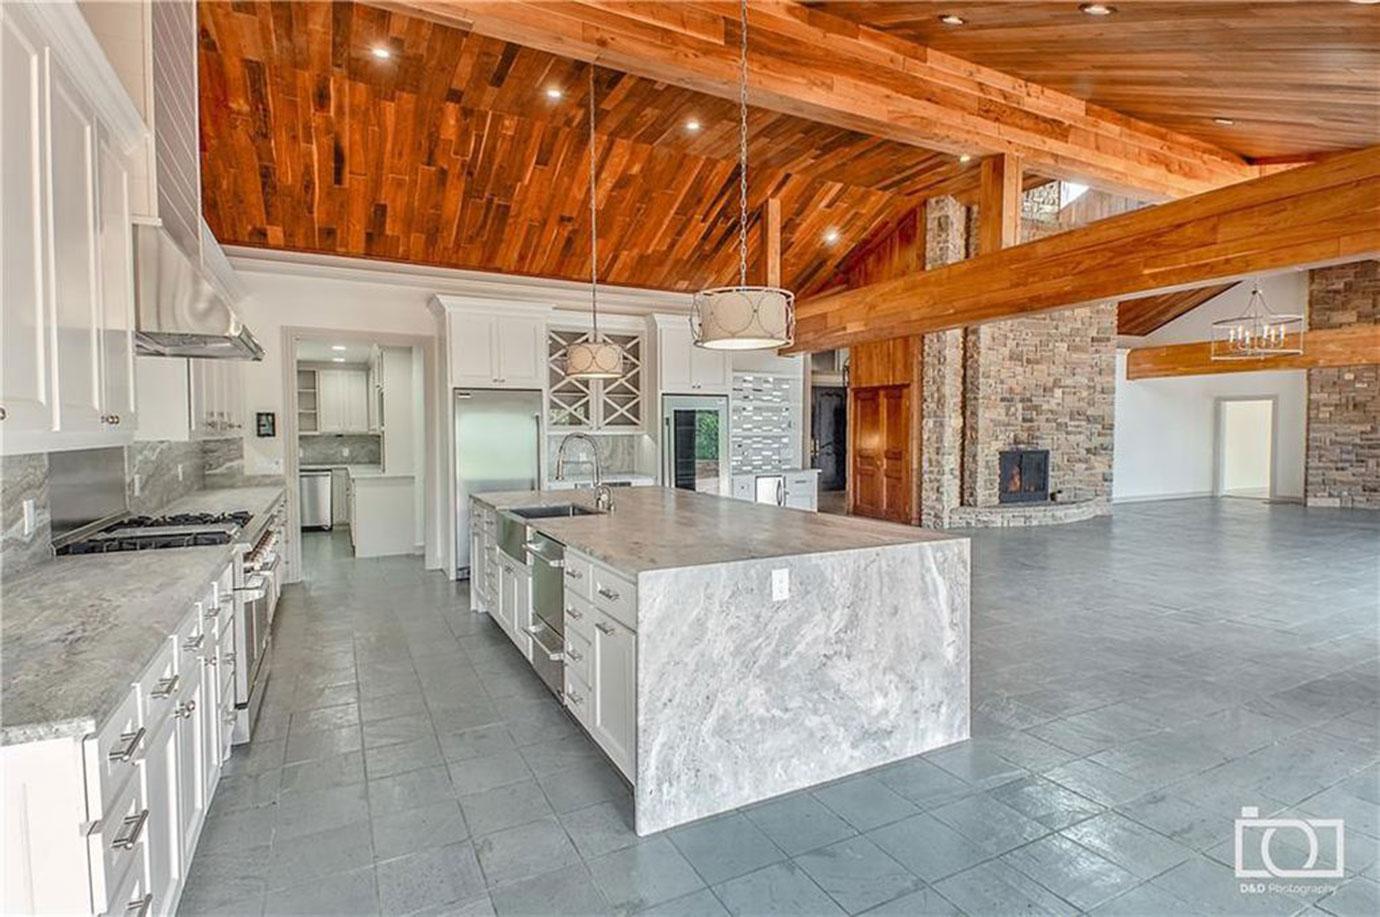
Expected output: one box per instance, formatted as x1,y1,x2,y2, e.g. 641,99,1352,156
1118,282,1239,337
808,1,1380,162
197,0,981,293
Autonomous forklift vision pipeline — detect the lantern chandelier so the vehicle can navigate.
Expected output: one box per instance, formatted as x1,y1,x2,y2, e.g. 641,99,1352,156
1210,280,1305,361
691,0,795,351
564,66,625,380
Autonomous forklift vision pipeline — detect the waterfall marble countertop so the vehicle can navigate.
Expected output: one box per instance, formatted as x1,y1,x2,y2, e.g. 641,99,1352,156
0,544,236,745
474,486,962,575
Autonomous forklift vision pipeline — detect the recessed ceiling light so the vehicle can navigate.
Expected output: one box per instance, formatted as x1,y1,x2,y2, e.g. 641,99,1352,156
1213,117,1235,126
545,87,563,100
938,13,966,25
1078,3,1117,14
685,118,702,132
959,154,973,164
331,357,346,363
370,46,391,60
823,228,841,244
331,345,347,351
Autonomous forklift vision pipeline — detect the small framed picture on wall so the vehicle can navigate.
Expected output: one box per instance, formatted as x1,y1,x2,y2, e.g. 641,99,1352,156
256,412,276,437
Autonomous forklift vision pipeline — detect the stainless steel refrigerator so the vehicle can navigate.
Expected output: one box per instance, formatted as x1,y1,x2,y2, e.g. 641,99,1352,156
454,388,543,576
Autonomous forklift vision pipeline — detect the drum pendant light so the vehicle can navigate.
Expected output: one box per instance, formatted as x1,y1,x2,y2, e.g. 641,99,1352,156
565,66,624,379
690,0,795,350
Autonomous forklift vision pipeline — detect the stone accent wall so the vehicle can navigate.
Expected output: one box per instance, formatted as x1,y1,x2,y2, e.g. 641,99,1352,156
961,306,1118,508
920,197,967,527
1306,261,1380,508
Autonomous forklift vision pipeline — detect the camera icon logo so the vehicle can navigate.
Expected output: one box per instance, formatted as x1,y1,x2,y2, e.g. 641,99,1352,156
1234,806,1344,879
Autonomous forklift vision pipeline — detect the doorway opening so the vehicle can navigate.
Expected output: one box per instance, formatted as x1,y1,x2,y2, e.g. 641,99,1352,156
1216,397,1276,501
811,385,847,492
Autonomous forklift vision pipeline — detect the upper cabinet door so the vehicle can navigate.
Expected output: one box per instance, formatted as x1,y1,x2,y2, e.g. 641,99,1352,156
658,325,694,393
46,53,103,434
1,13,56,445
449,312,497,387
689,345,730,394
494,316,544,388
95,122,136,430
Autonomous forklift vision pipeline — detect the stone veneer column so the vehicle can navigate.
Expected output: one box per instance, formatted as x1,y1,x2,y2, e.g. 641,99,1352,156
1306,261,1380,508
920,196,967,526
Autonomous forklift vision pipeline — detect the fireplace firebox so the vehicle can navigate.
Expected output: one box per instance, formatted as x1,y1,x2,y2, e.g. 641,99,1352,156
998,449,1050,504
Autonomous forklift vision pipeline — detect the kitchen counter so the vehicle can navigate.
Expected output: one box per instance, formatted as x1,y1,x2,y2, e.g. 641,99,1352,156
475,486,954,575
1,544,236,745
473,486,970,833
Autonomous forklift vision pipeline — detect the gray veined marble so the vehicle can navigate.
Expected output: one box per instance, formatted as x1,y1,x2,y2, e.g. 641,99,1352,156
0,452,53,579
127,439,206,514
634,538,970,834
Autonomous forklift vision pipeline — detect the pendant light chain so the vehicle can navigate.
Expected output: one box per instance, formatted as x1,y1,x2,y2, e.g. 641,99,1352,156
737,0,749,289
588,65,601,340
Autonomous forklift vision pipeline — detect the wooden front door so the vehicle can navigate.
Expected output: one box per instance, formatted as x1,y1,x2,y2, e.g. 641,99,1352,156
850,384,912,523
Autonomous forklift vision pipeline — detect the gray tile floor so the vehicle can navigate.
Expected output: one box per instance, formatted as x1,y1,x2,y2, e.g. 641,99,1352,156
181,500,1380,916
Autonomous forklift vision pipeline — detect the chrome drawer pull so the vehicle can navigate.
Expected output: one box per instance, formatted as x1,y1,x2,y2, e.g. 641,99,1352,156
204,654,218,667
597,586,619,601
223,652,236,666
183,634,205,652
565,607,583,620
595,622,615,635
125,892,153,917
175,700,197,719
565,568,583,580
108,728,145,763
567,690,583,705
150,675,179,699
204,602,218,618
111,809,149,850
566,647,583,662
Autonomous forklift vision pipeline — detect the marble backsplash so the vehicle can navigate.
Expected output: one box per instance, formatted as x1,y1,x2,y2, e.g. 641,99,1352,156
299,434,381,466
1,453,54,581
2,437,250,579
545,433,645,479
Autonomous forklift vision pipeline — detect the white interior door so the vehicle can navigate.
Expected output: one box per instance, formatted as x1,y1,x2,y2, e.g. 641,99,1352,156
1218,398,1274,499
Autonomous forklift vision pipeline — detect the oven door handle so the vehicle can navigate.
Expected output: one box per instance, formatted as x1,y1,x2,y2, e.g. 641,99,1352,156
526,625,564,663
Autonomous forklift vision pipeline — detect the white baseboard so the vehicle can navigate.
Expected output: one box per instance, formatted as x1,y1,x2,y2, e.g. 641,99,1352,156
1112,490,1213,504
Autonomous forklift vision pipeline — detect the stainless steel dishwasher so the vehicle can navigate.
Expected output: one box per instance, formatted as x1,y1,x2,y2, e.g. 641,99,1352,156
299,470,333,529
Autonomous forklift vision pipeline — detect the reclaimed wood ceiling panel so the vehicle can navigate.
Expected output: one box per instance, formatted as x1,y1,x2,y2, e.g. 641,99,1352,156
1118,282,1239,337
197,1,978,293
807,1,1380,161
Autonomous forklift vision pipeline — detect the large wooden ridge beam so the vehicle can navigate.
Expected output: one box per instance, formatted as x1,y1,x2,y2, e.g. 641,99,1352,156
786,146,1380,354
389,0,1254,199
1126,325,1380,380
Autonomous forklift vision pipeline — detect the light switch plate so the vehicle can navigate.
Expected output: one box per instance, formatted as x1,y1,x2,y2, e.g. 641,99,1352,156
22,498,35,536
177,463,184,482
132,474,142,497
772,568,790,601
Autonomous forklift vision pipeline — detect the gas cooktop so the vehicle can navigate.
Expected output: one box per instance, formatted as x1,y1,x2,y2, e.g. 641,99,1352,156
56,511,252,555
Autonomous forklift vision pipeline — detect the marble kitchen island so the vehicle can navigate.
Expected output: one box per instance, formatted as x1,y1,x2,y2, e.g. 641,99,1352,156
471,486,970,835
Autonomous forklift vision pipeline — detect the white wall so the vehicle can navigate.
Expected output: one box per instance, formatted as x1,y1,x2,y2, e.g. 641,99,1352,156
1113,272,1308,502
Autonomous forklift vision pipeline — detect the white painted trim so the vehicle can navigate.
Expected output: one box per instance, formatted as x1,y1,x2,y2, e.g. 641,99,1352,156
17,0,147,152
1112,490,1214,504
226,246,693,315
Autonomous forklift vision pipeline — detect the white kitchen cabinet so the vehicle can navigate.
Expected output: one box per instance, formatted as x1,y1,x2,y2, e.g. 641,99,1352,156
591,608,636,780
143,709,182,912
316,368,370,433
0,3,143,455
547,328,645,431
655,319,730,395
784,471,819,511
493,553,532,659
445,307,546,389
184,357,244,439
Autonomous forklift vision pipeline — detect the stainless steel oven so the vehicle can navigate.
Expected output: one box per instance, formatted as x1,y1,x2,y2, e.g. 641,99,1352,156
232,498,285,744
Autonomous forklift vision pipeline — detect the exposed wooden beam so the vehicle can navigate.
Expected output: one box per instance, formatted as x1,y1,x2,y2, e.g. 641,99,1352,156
979,154,1022,255
787,146,1380,354
1118,283,1239,337
387,0,1256,199
1125,325,1380,380
763,198,782,288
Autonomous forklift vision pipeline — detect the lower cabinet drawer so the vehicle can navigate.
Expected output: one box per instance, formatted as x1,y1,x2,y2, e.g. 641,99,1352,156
564,593,594,644
135,638,179,736
101,841,150,917
84,688,143,819
590,565,637,632
564,626,592,685
563,669,593,731
87,770,149,914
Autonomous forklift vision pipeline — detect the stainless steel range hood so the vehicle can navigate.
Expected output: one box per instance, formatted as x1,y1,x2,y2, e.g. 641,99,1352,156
133,223,264,360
